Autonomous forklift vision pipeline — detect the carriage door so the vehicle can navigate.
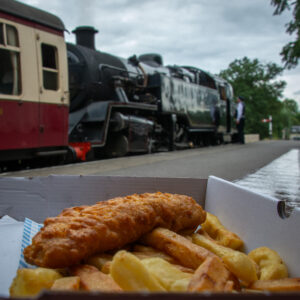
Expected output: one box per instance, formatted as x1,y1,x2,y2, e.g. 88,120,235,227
35,30,68,148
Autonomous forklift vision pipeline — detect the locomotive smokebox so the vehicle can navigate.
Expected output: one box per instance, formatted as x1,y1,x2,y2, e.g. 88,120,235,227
72,26,98,50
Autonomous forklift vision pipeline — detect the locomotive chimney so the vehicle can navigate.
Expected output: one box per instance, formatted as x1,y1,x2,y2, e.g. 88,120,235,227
72,26,98,50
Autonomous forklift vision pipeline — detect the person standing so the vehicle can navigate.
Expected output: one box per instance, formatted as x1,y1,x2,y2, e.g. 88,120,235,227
236,96,246,144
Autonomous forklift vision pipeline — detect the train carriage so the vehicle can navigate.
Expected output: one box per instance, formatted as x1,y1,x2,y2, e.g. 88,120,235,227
0,0,69,163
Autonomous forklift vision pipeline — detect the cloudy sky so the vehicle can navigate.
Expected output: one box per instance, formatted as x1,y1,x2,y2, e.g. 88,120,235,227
20,0,300,106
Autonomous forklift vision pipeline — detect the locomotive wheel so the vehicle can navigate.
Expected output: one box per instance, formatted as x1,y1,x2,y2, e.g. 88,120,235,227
147,137,157,154
84,148,95,161
105,133,129,157
174,123,190,150
218,134,224,145
64,146,78,164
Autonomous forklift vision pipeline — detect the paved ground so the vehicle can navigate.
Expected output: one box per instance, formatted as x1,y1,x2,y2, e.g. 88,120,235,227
2,140,299,181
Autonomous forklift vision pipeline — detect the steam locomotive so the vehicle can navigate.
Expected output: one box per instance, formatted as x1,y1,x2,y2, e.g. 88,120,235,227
0,0,236,166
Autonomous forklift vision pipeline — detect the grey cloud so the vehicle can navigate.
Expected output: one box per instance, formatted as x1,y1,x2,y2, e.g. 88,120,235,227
16,0,300,105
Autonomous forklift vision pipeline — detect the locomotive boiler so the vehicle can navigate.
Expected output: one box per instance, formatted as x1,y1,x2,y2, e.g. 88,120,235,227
0,0,236,167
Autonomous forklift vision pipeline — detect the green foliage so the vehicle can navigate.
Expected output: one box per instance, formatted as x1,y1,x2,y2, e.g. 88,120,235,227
274,99,300,138
283,98,300,125
271,0,300,69
219,57,290,139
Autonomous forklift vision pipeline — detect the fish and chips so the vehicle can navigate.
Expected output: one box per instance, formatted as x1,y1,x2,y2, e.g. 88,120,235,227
9,192,300,296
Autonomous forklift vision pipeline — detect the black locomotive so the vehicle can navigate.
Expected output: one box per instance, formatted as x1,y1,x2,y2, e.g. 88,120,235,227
67,26,236,159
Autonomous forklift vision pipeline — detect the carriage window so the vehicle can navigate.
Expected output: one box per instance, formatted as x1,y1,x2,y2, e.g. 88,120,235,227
6,25,19,47
41,43,58,90
0,24,4,45
0,23,21,95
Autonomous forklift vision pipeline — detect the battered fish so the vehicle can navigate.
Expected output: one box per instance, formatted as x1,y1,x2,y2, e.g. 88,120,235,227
24,192,206,268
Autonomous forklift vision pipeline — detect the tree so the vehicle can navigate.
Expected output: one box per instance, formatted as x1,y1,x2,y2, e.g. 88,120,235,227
271,0,300,69
283,98,300,124
219,57,286,139
276,98,300,138
283,98,299,114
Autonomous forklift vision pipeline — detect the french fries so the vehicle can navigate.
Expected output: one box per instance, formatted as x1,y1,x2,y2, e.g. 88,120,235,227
133,244,177,264
248,247,288,280
132,244,194,273
9,206,298,295
100,261,112,274
71,264,122,292
201,212,244,250
109,250,165,291
141,257,192,291
188,256,237,292
170,264,195,274
191,232,258,285
249,278,300,292
51,276,80,291
170,278,192,292
85,253,113,271
9,268,62,297
141,227,215,269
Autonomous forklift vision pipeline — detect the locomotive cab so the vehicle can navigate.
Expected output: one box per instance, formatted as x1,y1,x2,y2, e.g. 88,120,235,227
214,75,237,142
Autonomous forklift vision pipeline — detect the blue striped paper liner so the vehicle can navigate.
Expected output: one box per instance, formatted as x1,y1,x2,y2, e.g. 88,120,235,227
19,218,43,269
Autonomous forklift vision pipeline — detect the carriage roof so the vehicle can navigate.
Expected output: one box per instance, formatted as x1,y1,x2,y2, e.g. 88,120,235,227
0,0,65,32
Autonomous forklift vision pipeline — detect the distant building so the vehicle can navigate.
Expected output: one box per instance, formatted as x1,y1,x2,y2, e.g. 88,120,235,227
290,125,300,140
